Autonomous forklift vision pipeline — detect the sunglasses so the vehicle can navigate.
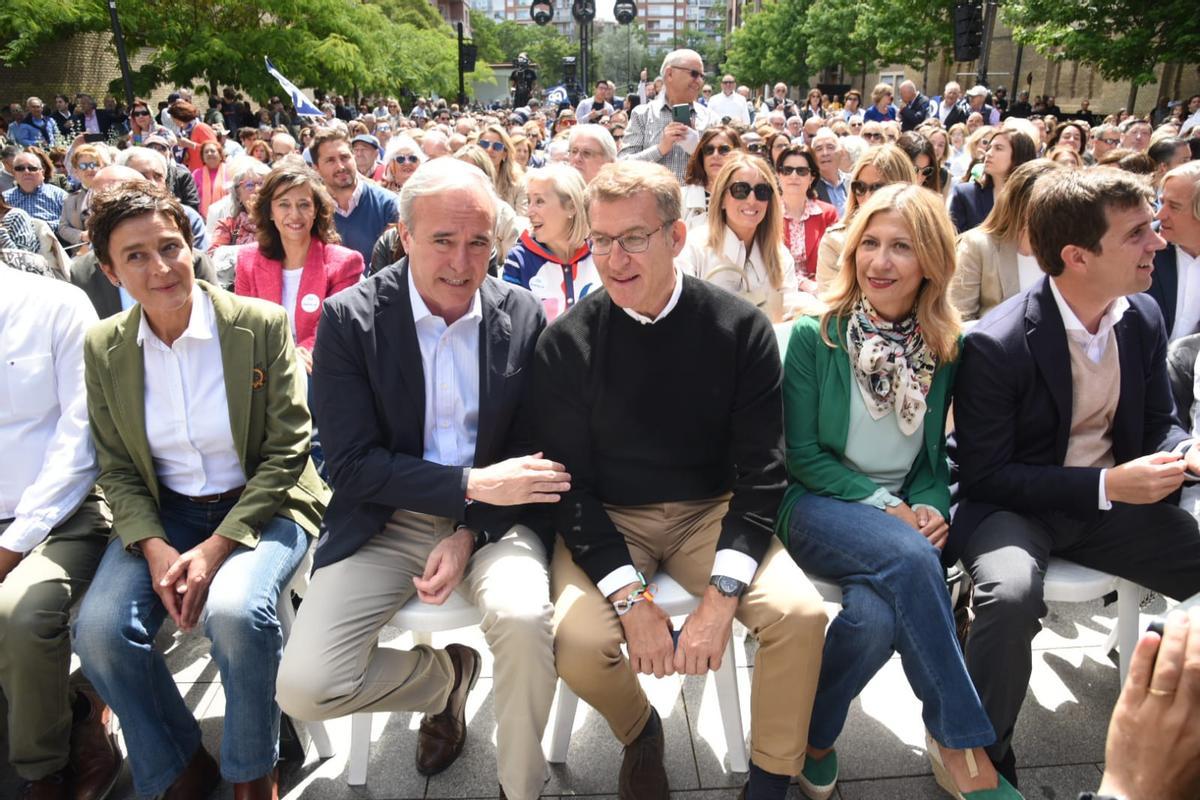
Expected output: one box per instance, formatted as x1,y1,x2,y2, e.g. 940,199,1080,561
916,165,936,178
393,154,421,164
728,182,773,201
777,165,811,177
75,161,101,171
851,180,887,196
132,109,151,117
721,80,735,85
849,122,863,128
480,140,506,152
702,144,733,156
13,164,42,172
745,143,765,153
863,132,885,142
673,67,704,81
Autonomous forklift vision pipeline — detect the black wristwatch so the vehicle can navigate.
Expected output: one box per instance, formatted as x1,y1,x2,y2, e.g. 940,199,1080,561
1076,793,1124,800
709,575,747,598
456,523,489,553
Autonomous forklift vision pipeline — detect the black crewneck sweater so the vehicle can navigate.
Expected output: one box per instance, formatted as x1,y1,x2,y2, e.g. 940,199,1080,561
533,275,786,585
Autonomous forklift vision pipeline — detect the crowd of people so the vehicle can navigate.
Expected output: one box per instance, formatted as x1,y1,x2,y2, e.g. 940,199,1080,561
3,51,1200,800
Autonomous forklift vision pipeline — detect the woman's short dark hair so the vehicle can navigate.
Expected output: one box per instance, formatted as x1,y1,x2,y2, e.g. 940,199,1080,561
88,181,192,267
167,100,198,123
250,162,341,261
684,125,743,187
774,144,820,199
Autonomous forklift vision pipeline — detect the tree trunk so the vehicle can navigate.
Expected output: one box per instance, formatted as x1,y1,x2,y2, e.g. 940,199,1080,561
860,58,867,94
1126,81,1139,115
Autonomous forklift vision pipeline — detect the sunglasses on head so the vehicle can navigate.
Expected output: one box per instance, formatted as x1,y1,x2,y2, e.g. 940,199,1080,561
728,181,773,201
480,140,506,152
777,165,811,177
851,180,887,196
702,144,733,156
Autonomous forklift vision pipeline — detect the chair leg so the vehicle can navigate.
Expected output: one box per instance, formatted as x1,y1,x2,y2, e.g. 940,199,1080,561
303,719,336,760
347,712,373,786
546,680,579,763
413,630,433,647
1116,579,1141,685
714,636,748,773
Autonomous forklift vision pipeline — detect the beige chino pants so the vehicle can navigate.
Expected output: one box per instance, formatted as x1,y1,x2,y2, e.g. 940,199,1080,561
277,510,556,800
551,496,827,777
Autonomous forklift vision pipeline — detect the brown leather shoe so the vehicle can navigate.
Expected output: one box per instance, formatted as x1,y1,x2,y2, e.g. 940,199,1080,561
162,746,220,800
617,707,669,800
232,768,278,800
69,689,123,800
415,643,481,776
19,772,68,800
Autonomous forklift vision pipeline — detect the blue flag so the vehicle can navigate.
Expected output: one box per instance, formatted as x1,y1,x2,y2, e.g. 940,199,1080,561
545,85,569,106
264,57,323,117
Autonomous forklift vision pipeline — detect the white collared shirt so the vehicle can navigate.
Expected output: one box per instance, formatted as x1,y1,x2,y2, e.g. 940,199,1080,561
0,269,99,553
335,178,366,218
408,267,482,467
1048,278,1129,510
706,91,750,125
621,264,684,325
1171,245,1200,341
139,286,246,496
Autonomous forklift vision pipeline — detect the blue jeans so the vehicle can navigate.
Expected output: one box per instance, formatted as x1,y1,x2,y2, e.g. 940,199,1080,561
785,493,994,750
72,490,308,796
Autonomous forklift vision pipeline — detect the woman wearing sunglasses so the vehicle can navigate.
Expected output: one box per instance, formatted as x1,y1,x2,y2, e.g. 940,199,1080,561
949,158,1063,322
895,132,944,195
815,144,916,293
381,134,426,194
682,125,742,227
479,124,526,213
209,156,271,252
680,151,808,322
779,183,1022,800
58,143,112,250
776,144,838,292
127,97,173,148
948,127,1038,234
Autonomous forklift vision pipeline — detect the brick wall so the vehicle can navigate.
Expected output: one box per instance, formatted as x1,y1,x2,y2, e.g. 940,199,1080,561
1,32,173,109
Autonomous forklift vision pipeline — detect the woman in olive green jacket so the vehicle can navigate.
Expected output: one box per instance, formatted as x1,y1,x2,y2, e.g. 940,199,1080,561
71,181,329,800
779,184,1021,800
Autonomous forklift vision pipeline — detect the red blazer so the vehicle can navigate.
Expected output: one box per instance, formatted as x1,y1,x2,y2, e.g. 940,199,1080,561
234,239,363,351
783,199,839,279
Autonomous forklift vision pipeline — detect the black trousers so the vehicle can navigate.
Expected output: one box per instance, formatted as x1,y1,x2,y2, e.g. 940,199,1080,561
961,501,1200,782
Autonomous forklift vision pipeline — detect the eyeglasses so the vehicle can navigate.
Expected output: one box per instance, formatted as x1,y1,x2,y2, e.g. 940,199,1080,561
589,222,671,255
851,180,887,196
863,132,885,142
377,124,391,131
12,164,42,172
240,180,263,191
848,122,863,128
728,181,773,201
75,161,100,171
480,140,507,152
721,79,735,85
568,147,601,159
1099,137,1121,146
393,154,421,164
702,144,733,156
132,109,151,117
745,143,765,153
777,165,811,177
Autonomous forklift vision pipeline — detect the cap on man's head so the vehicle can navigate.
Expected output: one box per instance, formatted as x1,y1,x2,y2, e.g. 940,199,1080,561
966,85,989,98
351,134,383,153
143,133,175,149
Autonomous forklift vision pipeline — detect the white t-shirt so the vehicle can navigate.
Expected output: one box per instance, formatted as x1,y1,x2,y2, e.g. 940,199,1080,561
281,268,303,338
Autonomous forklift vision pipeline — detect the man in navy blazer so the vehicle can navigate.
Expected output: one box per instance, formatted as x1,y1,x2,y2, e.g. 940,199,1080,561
277,159,565,797
1144,162,1200,341
952,168,1200,784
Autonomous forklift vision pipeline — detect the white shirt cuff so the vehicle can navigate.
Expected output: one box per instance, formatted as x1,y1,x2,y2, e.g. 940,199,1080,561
711,549,758,585
0,515,51,555
1098,469,1113,511
597,564,642,599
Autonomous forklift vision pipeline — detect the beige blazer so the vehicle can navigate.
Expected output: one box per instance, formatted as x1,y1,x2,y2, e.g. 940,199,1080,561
951,228,1019,321
815,223,846,295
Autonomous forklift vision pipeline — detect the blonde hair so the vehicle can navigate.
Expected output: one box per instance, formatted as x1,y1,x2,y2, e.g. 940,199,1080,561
978,158,1063,243
871,83,894,105
706,152,786,290
480,124,524,208
524,163,589,248
822,183,961,363
843,144,918,221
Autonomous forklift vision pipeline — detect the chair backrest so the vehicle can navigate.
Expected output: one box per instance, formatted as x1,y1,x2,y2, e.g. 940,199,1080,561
1167,333,1200,429
31,217,71,280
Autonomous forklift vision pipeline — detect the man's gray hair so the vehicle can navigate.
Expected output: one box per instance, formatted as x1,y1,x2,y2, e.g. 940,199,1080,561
398,157,498,230
660,48,703,78
944,81,961,95
569,124,617,162
118,146,168,175
812,127,841,148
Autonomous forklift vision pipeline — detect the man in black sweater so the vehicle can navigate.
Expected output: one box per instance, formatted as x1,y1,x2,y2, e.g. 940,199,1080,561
535,161,827,800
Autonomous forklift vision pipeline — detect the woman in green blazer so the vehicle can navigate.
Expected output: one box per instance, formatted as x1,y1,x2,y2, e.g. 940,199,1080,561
780,184,1021,800
70,181,329,800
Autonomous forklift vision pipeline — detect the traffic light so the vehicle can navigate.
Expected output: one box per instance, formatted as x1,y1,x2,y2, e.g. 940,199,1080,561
953,0,983,62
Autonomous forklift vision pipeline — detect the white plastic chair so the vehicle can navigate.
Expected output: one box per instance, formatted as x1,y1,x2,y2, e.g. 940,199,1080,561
279,560,336,761
345,591,483,786
1042,557,1141,682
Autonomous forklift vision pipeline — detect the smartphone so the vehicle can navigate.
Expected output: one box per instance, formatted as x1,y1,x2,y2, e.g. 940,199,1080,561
672,104,691,126
83,133,107,143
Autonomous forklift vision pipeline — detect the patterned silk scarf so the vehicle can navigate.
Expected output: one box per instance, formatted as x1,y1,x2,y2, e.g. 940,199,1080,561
845,297,937,436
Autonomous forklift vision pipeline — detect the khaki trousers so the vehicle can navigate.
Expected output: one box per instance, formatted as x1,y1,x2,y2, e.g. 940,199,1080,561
0,496,110,779
277,511,555,800
551,496,827,777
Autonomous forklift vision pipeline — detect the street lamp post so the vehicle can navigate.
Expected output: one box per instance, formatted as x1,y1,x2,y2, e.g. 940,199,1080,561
572,0,596,96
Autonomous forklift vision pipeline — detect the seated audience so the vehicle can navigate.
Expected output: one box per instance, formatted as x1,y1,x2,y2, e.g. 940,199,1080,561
479,124,526,212
309,128,399,266
1146,162,1200,341
208,156,270,250
58,143,112,251
381,134,425,194
0,192,39,253
567,124,617,184
191,141,228,218
776,143,838,292
681,125,741,227
948,128,1038,233
3,149,67,231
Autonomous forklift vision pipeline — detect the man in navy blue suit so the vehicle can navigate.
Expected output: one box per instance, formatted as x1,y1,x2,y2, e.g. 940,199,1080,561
1145,161,1200,341
951,167,1200,784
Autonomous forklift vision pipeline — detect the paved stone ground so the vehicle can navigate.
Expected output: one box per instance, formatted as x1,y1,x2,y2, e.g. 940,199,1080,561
3,593,1168,800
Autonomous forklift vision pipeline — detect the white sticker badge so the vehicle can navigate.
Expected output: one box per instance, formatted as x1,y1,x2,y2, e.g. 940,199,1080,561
300,293,321,313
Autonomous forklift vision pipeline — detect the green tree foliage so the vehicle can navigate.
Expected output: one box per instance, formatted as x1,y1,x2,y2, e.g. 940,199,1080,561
1002,0,1200,92
467,13,576,85
594,23,649,89
801,0,876,82
724,0,811,88
0,0,483,101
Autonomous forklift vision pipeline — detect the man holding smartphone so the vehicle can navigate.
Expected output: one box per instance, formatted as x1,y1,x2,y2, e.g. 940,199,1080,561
618,49,713,183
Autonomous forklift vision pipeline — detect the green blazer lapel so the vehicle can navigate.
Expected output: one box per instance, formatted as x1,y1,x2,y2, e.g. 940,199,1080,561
107,307,155,494
208,284,253,465
824,315,853,449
